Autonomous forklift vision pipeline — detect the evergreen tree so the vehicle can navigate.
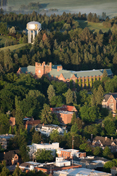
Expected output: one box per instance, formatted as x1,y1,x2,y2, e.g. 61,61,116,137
47,85,55,102
66,88,73,105
71,112,77,125
32,131,41,144
103,69,108,78
96,85,104,105
41,104,53,124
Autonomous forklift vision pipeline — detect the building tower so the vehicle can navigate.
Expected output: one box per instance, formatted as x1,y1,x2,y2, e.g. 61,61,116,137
26,21,41,44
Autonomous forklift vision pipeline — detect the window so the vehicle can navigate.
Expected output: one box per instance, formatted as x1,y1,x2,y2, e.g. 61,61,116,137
110,99,113,102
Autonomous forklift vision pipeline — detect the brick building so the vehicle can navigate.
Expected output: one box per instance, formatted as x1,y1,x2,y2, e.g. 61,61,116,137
50,105,77,124
102,93,117,116
57,149,86,159
17,61,113,88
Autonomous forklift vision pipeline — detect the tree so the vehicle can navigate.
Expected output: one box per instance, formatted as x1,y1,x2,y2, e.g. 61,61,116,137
103,69,108,78
66,88,73,105
41,104,53,124
47,85,55,102
104,119,116,135
0,166,9,176
19,144,29,162
103,146,111,158
50,130,59,142
12,164,22,176
35,149,53,163
32,131,41,144
71,112,77,125
70,123,78,137
96,85,104,105
93,146,102,156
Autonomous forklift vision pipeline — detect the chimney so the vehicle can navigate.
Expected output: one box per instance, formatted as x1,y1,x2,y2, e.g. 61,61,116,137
41,141,43,144
111,137,113,141
105,136,107,141
49,62,52,71
42,61,45,66
4,152,5,155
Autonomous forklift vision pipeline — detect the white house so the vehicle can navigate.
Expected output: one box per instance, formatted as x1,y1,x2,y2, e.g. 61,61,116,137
28,142,59,158
35,124,67,137
55,157,71,167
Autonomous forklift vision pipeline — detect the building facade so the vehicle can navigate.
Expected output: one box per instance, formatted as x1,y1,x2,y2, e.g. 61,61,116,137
102,93,117,116
17,61,113,89
57,149,86,160
0,134,15,149
50,105,77,124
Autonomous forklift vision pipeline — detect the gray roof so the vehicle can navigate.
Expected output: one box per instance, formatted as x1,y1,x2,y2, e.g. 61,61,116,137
20,64,112,80
21,66,35,75
48,68,112,79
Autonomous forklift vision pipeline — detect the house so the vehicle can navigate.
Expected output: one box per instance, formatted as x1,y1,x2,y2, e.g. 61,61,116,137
17,61,113,89
35,124,67,137
91,136,117,152
111,167,117,176
0,150,20,165
9,117,15,126
28,142,59,159
57,149,86,160
0,134,15,149
53,168,112,176
50,105,77,124
102,93,117,116
74,156,109,169
25,119,41,132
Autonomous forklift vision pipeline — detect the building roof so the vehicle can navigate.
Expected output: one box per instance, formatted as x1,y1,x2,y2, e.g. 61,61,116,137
0,134,15,139
48,68,112,79
26,120,41,126
20,66,35,75
104,93,117,101
93,136,117,146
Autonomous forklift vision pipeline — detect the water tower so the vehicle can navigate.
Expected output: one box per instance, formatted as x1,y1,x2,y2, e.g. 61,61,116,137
26,21,41,43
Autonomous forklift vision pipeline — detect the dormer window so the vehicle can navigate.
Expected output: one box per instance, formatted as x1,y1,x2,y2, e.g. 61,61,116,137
110,99,113,102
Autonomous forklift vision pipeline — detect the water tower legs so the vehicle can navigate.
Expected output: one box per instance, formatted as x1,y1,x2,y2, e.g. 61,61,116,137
28,30,31,43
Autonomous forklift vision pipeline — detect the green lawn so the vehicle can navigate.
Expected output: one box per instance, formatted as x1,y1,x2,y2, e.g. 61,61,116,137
0,36,14,46
0,43,28,52
78,20,110,33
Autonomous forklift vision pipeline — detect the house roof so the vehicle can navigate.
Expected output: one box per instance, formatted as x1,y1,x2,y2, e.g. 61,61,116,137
20,66,35,75
48,68,112,80
104,93,117,101
51,105,77,113
26,120,41,126
93,136,117,146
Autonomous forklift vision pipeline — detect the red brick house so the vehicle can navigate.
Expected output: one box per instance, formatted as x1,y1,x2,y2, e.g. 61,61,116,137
50,105,77,124
102,93,117,116
17,61,112,89
57,149,86,159
25,119,41,132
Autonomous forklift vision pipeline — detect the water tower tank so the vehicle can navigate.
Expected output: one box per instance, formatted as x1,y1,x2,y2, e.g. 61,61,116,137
27,21,41,31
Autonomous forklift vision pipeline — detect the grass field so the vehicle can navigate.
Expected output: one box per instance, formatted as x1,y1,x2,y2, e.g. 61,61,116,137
0,36,14,46
0,43,28,52
78,20,110,33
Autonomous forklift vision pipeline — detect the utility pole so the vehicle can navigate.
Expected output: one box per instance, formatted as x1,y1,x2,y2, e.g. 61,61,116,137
72,136,74,166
